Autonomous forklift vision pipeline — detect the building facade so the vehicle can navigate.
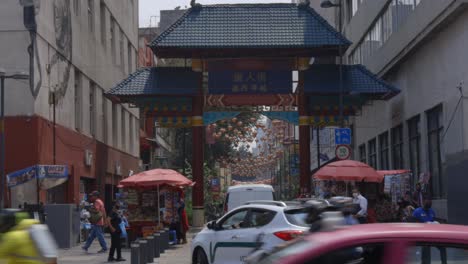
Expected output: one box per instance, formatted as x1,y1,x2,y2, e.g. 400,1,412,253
0,0,140,206
313,0,468,223
137,10,185,170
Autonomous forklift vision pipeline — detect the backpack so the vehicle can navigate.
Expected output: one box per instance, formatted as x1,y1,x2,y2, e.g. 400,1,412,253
88,206,102,224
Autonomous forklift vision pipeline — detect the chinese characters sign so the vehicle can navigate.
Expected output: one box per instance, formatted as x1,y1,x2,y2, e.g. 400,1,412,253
208,71,292,94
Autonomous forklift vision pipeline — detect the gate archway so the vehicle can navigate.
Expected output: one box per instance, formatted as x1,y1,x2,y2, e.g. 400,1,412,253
107,2,398,226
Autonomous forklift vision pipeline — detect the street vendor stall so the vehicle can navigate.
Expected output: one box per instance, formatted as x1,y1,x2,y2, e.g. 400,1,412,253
378,170,412,203
119,169,193,239
312,160,383,199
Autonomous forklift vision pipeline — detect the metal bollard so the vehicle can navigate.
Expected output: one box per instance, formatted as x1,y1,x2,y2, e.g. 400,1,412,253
153,233,160,258
146,236,155,263
158,230,166,253
138,240,148,264
131,243,140,264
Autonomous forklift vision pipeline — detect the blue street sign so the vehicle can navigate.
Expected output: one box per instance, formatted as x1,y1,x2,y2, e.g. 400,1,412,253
335,128,352,145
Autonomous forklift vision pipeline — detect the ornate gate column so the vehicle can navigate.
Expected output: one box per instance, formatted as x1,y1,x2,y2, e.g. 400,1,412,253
191,93,205,227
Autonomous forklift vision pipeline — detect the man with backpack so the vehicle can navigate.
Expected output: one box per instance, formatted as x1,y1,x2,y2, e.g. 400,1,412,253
83,191,108,253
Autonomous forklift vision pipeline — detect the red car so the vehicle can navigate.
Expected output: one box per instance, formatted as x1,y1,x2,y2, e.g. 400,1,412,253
257,223,468,264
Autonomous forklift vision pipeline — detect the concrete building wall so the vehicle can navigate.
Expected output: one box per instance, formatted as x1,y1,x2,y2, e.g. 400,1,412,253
0,0,140,205
1,0,140,157
315,0,468,222
0,0,34,116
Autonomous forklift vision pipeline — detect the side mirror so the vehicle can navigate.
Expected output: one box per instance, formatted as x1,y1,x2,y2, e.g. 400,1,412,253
207,220,217,230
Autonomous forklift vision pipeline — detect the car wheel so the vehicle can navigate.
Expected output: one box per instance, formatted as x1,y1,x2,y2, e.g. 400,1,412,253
194,248,209,264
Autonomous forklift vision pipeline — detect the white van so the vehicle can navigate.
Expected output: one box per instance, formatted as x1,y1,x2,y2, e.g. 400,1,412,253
224,184,275,213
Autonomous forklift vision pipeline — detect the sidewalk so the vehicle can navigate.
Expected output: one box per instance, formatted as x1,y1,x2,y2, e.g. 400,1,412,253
58,234,192,264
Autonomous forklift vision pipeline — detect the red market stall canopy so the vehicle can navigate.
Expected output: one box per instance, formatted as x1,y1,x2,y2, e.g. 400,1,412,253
377,170,411,177
120,169,193,188
313,160,383,183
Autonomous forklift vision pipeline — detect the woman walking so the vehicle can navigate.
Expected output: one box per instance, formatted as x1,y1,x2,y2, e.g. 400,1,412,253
107,203,126,262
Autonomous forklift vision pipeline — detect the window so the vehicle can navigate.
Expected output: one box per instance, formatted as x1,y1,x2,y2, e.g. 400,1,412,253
368,139,377,168
120,29,125,71
303,243,386,264
100,1,106,46
408,116,421,185
89,81,96,137
405,244,468,263
74,0,80,16
112,104,118,147
348,0,421,66
427,105,444,198
74,69,82,131
110,17,116,64
284,208,310,228
392,125,404,169
220,209,249,230
249,209,276,227
88,0,94,32
359,144,367,163
121,108,126,150
379,132,390,170
128,42,133,74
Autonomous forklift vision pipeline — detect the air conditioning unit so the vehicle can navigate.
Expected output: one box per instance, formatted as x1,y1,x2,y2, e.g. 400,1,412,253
84,150,93,166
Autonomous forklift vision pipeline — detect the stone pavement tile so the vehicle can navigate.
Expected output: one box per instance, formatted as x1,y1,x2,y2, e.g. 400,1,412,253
58,235,193,264
155,240,191,264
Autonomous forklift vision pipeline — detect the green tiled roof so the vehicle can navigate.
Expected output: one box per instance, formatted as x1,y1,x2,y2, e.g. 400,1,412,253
150,3,351,50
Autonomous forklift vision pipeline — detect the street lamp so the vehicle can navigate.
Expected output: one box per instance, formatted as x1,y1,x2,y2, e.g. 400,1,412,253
321,0,344,127
0,69,30,209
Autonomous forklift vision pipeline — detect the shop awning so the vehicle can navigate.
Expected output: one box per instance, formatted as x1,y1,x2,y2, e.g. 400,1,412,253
7,165,68,189
119,169,194,188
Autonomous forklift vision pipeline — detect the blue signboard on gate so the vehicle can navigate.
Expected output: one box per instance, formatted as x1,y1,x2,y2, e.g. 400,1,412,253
335,128,352,145
208,71,292,94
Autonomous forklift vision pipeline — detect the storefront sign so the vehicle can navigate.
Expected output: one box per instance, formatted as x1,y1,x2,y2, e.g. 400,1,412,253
37,165,68,179
208,71,292,94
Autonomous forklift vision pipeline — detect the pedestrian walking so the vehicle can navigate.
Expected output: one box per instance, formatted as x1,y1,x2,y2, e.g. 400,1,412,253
83,191,108,253
107,203,126,262
413,199,447,264
352,188,368,224
177,195,189,244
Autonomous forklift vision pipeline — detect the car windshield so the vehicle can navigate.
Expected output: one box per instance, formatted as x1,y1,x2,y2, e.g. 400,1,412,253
284,208,310,227
258,240,313,264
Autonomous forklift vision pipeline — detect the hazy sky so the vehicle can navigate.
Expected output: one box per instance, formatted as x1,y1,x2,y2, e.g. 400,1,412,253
139,0,290,27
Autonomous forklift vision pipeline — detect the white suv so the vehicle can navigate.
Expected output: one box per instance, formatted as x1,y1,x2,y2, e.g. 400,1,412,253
191,201,316,264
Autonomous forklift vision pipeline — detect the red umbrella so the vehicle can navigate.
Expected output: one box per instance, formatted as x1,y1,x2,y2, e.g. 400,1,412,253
120,169,193,188
377,170,411,177
313,160,383,183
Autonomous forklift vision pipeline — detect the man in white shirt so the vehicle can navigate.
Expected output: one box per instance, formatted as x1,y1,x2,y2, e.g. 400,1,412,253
352,188,368,224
